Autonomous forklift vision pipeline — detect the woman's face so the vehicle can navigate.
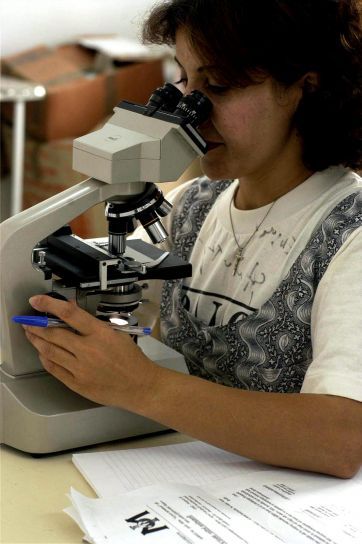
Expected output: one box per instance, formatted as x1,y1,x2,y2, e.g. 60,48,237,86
175,29,303,181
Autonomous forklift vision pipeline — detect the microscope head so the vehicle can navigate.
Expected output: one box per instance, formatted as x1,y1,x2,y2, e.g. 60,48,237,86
73,83,212,185
73,82,212,255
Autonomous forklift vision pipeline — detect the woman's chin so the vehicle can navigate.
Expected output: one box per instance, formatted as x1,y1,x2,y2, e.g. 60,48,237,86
201,153,230,180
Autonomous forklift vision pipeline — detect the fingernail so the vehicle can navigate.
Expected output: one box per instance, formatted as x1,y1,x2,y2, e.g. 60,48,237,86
29,296,41,309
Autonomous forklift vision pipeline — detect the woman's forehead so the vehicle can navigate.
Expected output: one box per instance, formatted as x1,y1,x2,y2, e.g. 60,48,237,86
175,29,208,67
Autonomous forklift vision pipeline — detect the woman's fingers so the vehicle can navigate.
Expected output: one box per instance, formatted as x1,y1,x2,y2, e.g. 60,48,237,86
23,325,82,355
25,329,77,373
28,295,107,336
39,355,80,392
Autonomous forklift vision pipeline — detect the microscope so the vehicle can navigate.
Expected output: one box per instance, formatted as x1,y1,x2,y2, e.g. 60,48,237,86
0,83,211,453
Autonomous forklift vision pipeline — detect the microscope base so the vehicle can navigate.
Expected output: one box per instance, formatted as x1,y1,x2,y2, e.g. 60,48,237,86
0,337,188,454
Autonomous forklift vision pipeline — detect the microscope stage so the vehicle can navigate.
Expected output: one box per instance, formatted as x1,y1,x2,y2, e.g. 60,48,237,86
42,234,192,288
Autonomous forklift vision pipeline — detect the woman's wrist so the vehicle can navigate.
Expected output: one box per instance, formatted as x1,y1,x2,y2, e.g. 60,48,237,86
123,350,169,416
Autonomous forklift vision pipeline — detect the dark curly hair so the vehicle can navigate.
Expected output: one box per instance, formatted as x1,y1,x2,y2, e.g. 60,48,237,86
142,0,362,171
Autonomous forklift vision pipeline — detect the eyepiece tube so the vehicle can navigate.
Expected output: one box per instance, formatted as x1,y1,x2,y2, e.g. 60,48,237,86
145,83,183,116
173,90,212,127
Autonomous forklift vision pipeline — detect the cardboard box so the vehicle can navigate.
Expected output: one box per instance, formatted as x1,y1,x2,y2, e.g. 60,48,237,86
1,45,164,141
1,45,86,84
2,122,108,238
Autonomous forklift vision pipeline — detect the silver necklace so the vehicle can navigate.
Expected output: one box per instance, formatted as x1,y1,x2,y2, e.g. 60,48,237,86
229,195,276,276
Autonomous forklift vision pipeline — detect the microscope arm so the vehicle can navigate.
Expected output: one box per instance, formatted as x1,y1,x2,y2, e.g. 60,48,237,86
0,178,145,376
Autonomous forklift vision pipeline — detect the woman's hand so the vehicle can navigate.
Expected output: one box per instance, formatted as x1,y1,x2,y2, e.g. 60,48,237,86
23,295,161,411
22,299,362,478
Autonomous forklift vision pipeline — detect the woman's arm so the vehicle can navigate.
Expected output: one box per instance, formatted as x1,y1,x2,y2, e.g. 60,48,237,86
141,366,362,478
23,295,362,479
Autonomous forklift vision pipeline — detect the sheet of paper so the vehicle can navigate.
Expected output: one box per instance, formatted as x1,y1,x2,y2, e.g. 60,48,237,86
66,468,362,544
204,471,362,544
72,440,269,497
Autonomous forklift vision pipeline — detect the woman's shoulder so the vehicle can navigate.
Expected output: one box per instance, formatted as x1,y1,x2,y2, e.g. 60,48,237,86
162,177,202,206
165,176,233,211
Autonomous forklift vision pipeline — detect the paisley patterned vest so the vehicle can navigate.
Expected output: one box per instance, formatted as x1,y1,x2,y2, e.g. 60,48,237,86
160,177,361,393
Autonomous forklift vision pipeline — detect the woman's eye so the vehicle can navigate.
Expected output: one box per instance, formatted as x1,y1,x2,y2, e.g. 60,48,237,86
173,77,187,87
205,82,230,95
173,77,229,95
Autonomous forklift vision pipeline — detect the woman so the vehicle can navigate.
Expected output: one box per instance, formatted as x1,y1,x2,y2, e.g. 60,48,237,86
23,0,362,477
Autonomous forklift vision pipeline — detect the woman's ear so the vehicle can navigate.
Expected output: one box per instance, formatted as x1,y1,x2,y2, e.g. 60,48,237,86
300,72,320,94
275,72,320,108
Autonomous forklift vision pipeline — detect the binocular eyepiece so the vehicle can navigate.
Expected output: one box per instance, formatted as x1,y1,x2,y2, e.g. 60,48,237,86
146,82,183,114
145,82,212,128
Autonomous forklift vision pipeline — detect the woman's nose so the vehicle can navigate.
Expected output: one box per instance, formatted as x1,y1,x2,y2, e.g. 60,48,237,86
184,83,194,95
183,78,201,95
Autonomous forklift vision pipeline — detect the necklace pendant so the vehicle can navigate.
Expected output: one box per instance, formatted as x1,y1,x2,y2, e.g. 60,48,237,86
232,249,243,276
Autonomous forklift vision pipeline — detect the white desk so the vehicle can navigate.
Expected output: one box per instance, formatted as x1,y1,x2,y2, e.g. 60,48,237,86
1,431,192,544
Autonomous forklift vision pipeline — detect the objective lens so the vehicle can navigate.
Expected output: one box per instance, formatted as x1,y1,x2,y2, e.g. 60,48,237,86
157,199,172,217
173,90,212,127
145,220,168,244
108,233,126,256
138,210,168,244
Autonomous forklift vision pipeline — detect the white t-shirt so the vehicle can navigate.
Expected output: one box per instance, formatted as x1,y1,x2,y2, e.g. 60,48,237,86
135,166,362,401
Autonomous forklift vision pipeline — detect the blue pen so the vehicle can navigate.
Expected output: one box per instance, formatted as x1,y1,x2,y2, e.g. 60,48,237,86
12,315,151,336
